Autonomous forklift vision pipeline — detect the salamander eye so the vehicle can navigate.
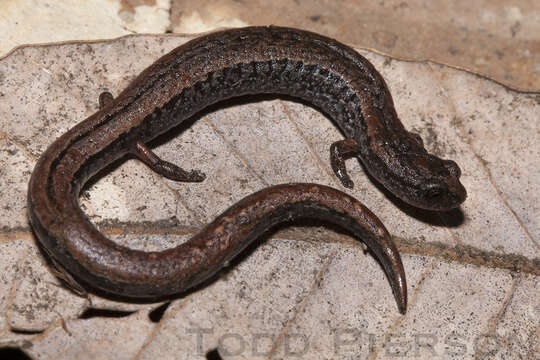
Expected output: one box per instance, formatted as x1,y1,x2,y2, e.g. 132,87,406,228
425,184,444,198
443,160,461,177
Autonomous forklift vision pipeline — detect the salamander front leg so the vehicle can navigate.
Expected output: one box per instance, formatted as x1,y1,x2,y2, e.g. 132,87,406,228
133,141,206,182
330,139,361,189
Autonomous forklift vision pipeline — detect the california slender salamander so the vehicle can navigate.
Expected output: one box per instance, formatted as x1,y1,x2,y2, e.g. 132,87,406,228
28,26,467,314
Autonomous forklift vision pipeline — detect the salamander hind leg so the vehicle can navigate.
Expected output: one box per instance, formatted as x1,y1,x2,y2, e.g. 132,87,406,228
330,139,361,189
98,91,114,109
98,91,205,182
133,141,206,182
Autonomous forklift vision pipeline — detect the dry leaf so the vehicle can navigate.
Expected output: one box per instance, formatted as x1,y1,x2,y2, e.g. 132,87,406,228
0,34,538,359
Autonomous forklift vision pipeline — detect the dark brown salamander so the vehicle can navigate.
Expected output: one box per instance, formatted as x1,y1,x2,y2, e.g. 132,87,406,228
28,26,467,314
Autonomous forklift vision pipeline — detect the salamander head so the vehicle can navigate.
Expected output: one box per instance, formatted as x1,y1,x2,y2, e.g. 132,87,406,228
396,154,467,211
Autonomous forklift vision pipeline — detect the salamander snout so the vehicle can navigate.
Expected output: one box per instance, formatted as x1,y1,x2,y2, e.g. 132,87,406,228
399,154,467,211
443,159,461,177
419,159,467,211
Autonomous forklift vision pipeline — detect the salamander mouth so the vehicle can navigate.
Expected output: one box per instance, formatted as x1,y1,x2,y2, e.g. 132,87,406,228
394,176,466,211
394,153,466,210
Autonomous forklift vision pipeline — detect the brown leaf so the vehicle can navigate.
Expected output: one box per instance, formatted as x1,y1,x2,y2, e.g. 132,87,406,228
0,34,538,359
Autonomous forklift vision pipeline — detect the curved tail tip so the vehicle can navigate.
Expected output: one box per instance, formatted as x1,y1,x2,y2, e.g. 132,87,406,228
397,295,407,314
392,270,407,314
